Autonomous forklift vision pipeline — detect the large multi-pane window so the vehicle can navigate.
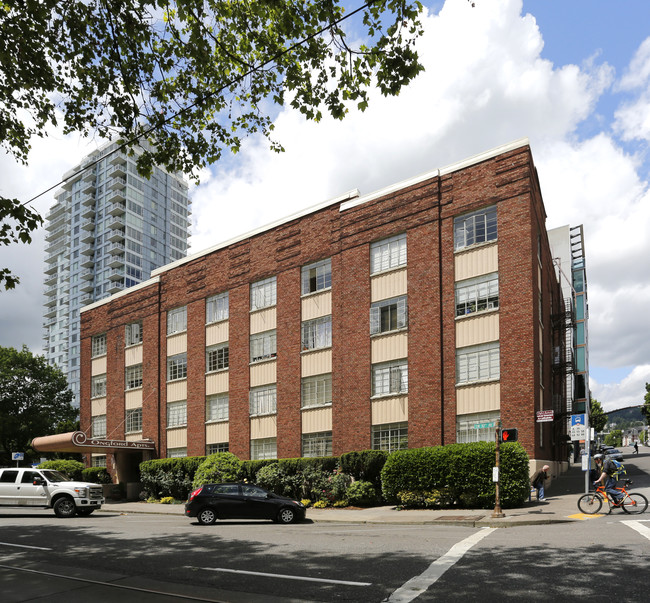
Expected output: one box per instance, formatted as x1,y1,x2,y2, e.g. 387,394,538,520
370,296,407,335
250,276,276,311
167,447,187,458
91,374,107,398
301,316,332,351
301,259,332,295
250,330,277,362
125,408,143,433
456,343,500,384
206,292,229,323
125,320,143,346
455,273,499,316
167,353,187,381
91,333,107,357
301,374,332,408
91,455,107,467
454,206,497,250
249,385,277,416
206,343,229,372
207,443,229,454
372,422,408,452
167,306,187,335
370,233,407,274
91,414,107,438
302,431,333,458
207,394,229,422
251,437,277,460
167,400,187,427
372,360,408,397
125,364,143,390
456,412,501,443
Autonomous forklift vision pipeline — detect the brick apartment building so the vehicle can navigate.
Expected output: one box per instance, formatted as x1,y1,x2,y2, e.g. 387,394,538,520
78,139,571,483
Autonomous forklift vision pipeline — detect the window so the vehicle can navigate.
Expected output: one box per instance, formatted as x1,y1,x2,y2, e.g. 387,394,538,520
91,374,107,398
92,414,107,438
454,206,497,250
455,273,499,317
167,447,187,458
207,394,229,422
250,330,277,362
251,437,277,460
372,422,408,452
206,343,229,372
91,333,107,357
370,296,407,335
372,360,408,397
456,412,500,443
302,431,333,458
206,292,229,323
167,353,187,381
125,320,143,346
91,455,107,467
370,234,406,274
301,259,332,295
456,343,500,384
250,385,277,416
301,374,332,408
250,276,276,311
206,443,229,454
167,400,187,427
0,470,18,483
301,316,332,350
125,408,143,433
167,306,187,335
125,364,143,390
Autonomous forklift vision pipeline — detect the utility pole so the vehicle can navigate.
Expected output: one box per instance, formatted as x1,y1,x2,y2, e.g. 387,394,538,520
492,422,505,518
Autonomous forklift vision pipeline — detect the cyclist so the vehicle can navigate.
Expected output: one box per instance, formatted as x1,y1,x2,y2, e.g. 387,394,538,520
593,453,622,505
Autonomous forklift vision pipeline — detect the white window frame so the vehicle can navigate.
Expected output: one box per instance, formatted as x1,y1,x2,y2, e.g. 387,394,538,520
206,343,229,372
456,342,500,385
167,447,187,458
250,276,277,311
207,394,229,422
370,296,407,335
250,330,277,363
372,360,408,397
91,333,107,357
167,306,187,335
456,411,501,443
302,431,333,458
125,407,143,433
372,422,408,452
91,374,107,398
91,455,107,467
167,353,187,381
91,414,107,438
301,259,332,295
125,364,143,390
454,206,498,251
125,320,143,346
249,385,277,417
206,443,229,454
250,437,277,460
455,273,499,317
206,292,229,324
167,400,187,428
370,233,407,274
301,315,332,351
301,374,332,409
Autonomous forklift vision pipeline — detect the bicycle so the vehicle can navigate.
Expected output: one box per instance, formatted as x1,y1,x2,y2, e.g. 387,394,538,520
577,479,648,515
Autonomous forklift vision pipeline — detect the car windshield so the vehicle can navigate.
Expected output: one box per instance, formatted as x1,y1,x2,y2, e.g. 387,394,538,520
608,450,620,454
41,470,72,483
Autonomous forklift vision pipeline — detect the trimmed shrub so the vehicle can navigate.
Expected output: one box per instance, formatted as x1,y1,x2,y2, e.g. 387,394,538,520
81,467,112,484
340,450,388,488
192,453,243,488
38,460,85,480
346,481,379,507
139,456,205,500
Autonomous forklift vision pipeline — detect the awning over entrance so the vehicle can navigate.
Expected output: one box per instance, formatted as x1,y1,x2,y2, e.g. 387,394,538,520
32,431,156,454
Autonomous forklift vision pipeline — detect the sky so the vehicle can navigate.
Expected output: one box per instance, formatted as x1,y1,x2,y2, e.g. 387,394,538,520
1,0,650,412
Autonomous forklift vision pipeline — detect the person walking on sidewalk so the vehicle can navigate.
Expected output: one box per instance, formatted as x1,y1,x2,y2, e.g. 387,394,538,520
634,441,639,454
531,465,550,501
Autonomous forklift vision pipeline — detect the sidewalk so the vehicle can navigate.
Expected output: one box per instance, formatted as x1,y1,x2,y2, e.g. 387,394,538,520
101,464,603,528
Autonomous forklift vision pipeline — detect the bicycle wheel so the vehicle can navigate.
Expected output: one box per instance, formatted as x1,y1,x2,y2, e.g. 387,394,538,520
578,493,603,514
621,493,648,514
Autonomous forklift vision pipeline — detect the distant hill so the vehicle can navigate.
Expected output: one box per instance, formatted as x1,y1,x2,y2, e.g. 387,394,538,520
606,406,645,428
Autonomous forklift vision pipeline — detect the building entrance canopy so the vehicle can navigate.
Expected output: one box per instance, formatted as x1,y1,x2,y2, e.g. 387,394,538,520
32,431,156,454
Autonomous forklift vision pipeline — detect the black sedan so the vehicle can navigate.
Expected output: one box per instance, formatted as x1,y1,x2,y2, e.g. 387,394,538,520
185,482,306,525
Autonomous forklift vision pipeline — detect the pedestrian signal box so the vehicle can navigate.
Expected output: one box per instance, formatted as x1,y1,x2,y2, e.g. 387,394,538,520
500,428,518,442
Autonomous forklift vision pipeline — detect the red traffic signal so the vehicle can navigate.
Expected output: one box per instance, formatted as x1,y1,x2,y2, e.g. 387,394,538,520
500,428,518,442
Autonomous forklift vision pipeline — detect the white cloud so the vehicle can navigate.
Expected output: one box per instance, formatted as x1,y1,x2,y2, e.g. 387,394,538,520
591,365,650,412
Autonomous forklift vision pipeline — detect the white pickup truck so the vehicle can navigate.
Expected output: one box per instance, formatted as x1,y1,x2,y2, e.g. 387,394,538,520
0,467,105,517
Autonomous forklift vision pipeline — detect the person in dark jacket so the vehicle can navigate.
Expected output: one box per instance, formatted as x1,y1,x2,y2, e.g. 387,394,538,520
531,465,550,501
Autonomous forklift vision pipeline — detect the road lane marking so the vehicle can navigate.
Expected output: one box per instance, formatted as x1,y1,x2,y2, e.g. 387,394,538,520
194,567,371,587
0,542,52,551
386,527,496,602
567,513,604,520
622,521,650,541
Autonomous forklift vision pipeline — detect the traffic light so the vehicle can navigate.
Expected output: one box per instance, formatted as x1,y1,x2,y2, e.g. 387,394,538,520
500,428,518,442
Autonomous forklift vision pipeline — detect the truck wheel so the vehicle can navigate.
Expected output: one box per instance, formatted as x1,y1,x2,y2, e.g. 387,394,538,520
53,496,77,518
76,508,95,517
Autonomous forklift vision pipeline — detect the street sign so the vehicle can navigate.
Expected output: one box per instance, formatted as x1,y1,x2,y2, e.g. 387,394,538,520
536,410,554,422
570,414,586,440
475,421,495,429
11,452,24,461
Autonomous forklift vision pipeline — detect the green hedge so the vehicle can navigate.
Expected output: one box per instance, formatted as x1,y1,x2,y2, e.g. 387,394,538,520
38,460,85,480
339,450,388,487
139,456,205,499
81,467,112,484
381,442,530,509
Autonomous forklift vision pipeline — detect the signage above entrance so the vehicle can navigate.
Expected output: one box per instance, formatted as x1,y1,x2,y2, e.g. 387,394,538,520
32,431,156,454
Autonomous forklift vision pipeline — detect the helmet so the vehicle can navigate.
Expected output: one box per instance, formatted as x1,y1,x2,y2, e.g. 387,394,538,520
594,454,603,460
